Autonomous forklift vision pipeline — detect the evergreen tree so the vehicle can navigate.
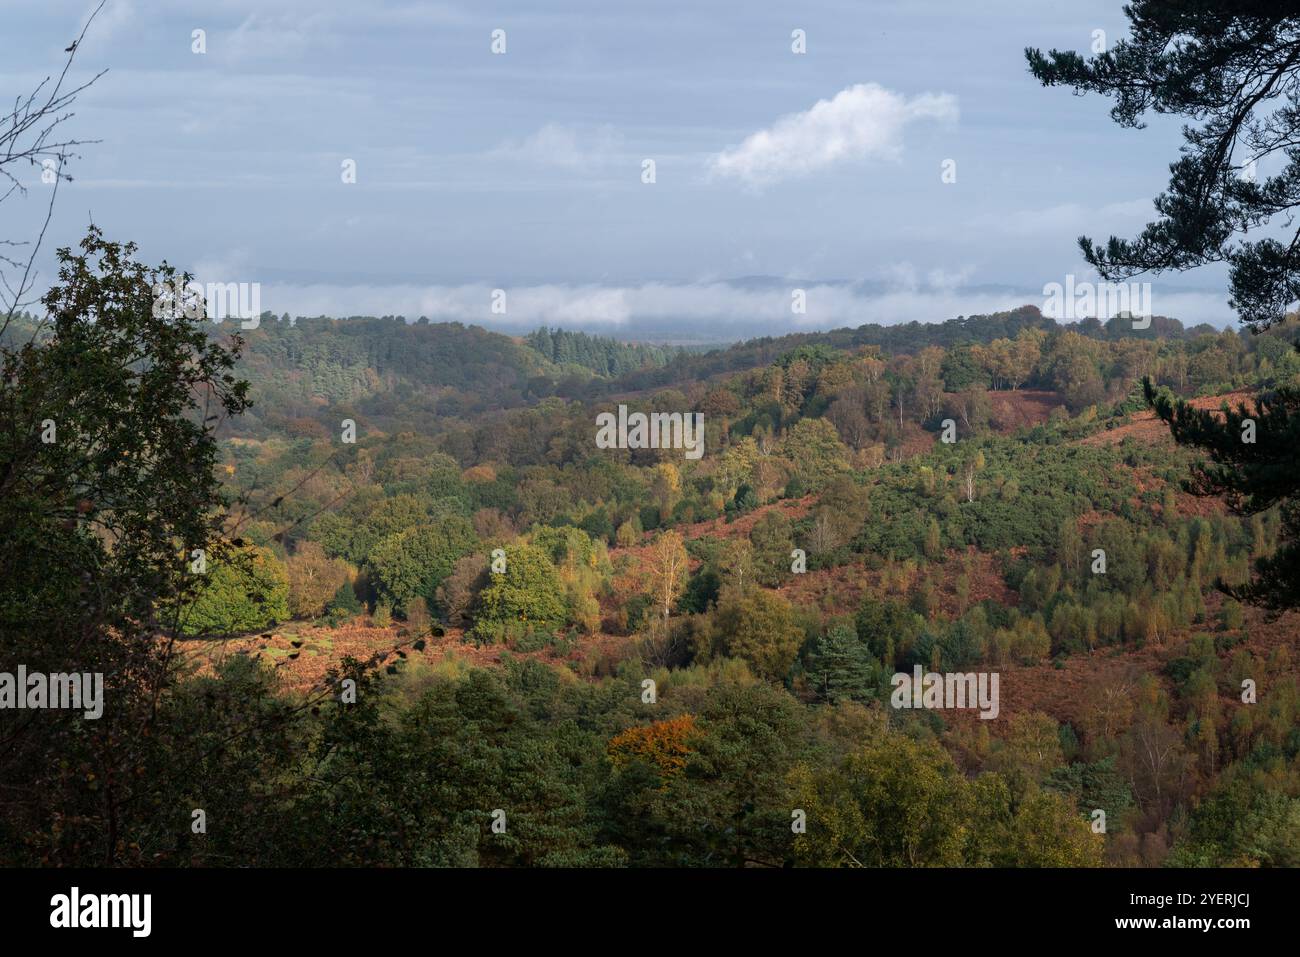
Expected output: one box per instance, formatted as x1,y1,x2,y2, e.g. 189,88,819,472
1146,380,1300,608
804,624,879,704
1032,5,1300,608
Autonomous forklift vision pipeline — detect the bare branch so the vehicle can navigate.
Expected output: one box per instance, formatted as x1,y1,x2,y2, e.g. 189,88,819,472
0,0,109,339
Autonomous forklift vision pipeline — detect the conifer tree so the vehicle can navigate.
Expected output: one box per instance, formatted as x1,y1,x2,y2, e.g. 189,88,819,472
1031,5,1300,608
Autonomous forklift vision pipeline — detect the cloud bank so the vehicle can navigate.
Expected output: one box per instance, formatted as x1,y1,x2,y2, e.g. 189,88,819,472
248,279,1233,339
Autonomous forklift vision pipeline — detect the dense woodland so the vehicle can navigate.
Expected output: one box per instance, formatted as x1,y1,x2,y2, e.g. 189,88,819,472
4,0,1300,872
7,292,1296,867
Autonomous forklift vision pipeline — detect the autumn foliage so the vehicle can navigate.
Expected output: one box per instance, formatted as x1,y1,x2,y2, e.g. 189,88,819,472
607,715,697,780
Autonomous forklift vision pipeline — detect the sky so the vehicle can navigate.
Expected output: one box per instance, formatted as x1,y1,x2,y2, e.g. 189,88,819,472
2,0,1254,339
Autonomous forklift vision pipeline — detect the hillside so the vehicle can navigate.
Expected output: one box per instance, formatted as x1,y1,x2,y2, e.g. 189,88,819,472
168,301,1300,868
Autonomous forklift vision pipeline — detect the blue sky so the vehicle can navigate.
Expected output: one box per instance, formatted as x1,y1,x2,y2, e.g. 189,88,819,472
5,0,1245,338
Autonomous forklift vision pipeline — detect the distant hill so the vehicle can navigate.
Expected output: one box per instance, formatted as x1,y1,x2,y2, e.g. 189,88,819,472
211,304,1267,436
4,305,1245,438
584,306,1207,395
229,317,564,434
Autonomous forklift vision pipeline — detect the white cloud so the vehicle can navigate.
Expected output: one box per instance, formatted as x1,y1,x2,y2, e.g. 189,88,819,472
712,83,957,186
